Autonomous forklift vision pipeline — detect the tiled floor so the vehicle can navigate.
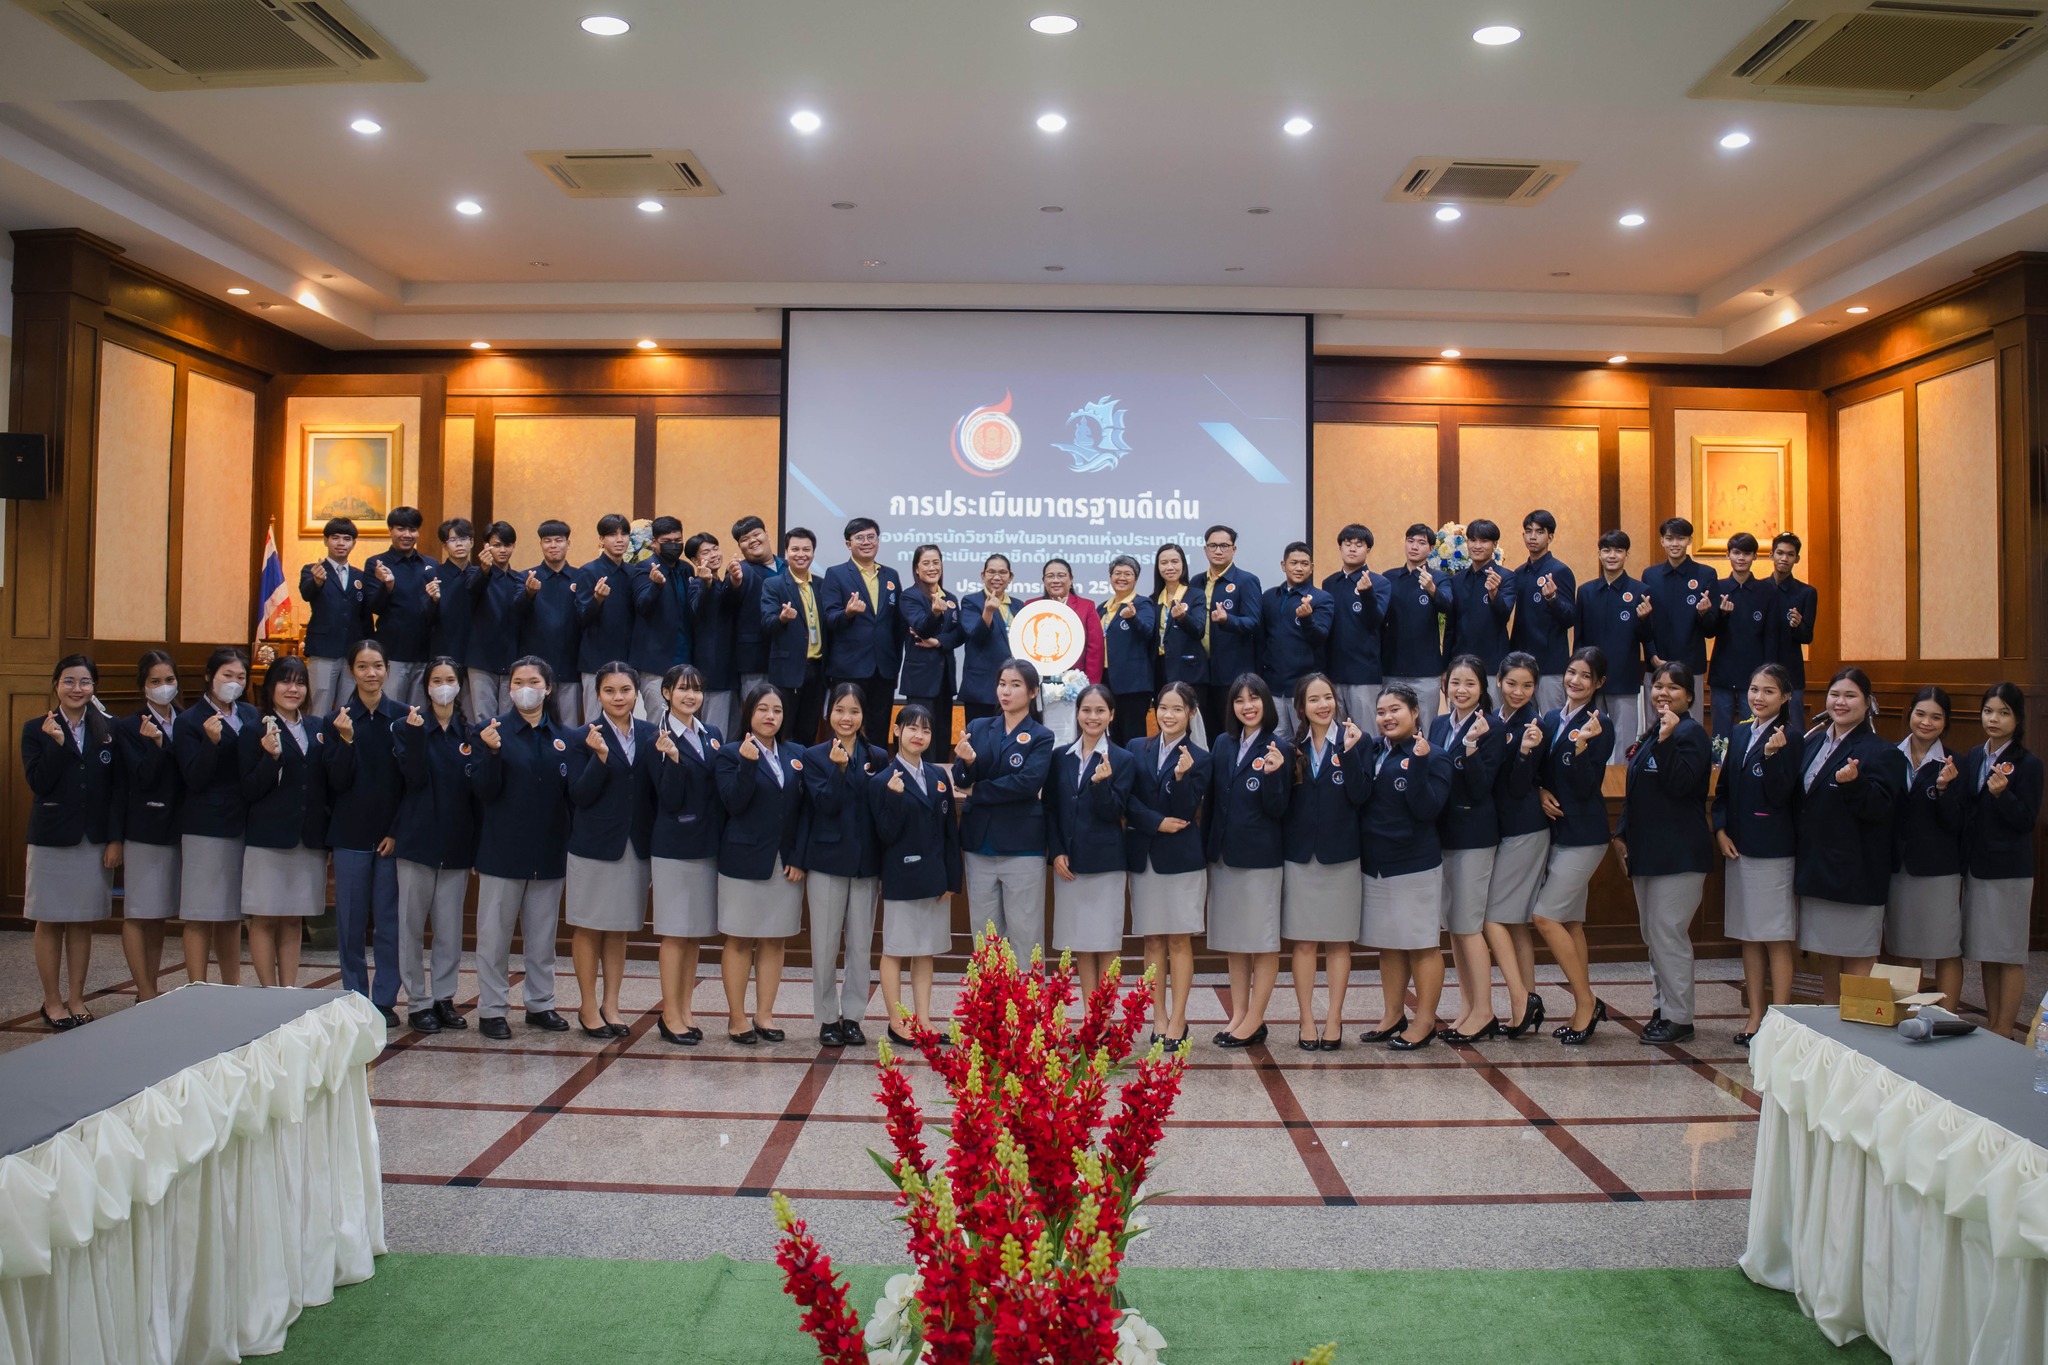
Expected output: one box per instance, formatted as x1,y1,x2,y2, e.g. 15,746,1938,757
3,929,2040,1271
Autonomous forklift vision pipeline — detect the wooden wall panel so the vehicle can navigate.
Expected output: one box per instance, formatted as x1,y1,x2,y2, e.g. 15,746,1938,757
443,415,475,525
179,373,257,644
1916,359,1998,660
1618,428,1654,562
1836,390,1908,661
1311,422,1436,559
1457,425,1601,580
492,415,636,549
91,341,174,641
1670,407,1809,578
280,394,423,607
653,416,780,551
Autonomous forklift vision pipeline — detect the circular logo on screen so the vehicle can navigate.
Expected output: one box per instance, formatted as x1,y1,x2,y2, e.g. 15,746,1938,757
953,392,1023,476
1009,599,1085,673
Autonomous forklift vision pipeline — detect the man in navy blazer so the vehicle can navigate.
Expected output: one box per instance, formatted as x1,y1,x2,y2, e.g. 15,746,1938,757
819,516,904,745
728,514,785,704
1187,523,1263,740
299,516,371,715
1766,532,1818,732
628,517,698,719
760,528,830,745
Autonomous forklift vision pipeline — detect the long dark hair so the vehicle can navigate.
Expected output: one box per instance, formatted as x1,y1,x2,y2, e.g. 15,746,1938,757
1981,680,2027,749
1152,542,1190,598
1442,654,1492,717
259,655,312,718
1155,680,1200,741
422,655,470,729
1823,666,1878,735
51,653,111,744
996,658,1044,722
135,649,178,707
738,680,784,740
824,681,867,741
1226,672,1276,741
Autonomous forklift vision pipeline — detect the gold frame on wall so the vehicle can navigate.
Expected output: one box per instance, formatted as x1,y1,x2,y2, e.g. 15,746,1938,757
1690,437,1790,555
300,424,403,535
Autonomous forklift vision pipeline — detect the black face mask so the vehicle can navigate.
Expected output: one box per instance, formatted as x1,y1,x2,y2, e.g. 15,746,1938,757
658,543,683,562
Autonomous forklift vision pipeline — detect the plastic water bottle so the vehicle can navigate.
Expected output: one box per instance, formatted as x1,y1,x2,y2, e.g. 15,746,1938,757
2035,991,2048,1096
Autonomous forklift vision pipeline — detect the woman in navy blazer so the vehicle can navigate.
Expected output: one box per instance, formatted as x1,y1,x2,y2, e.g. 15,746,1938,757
798,684,891,1047
1528,645,1615,1044
238,655,327,987
1485,653,1548,1038
1613,663,1713,1045
1282,674,1369,1050
117,650,183,1001
1206,674,1292,1048
1795,667,1905,1003
1100,556,1159,746
392,657,478,1034
648,664,724,1045
1884,685,1965,1014
20,654,119,1028
1124,680,1208,1043
1356,684,1454,1050
955,659,1056,966
565,662,658,1038
1713,663,1803,1044
1431,656,1510,1042
1152,544,1206,701
322,639,411,1021
897,545,963,762
870,704,962,1042
1959,682,2044,1037
1046,684,1135,999
174,646,259,986
713,683,807,1044
957,555,1017,728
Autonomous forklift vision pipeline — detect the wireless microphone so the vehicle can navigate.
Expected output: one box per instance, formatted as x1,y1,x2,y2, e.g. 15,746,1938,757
1897,1015,1978,1041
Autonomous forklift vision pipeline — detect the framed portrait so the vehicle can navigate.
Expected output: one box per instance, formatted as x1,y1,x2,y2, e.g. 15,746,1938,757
1692,438,1789,555
301,425,402,535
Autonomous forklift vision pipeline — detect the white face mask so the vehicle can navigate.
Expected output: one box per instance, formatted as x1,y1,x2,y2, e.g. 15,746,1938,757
428,683,461,706
214,680,244,704
146,683,178,707
510,685,546,712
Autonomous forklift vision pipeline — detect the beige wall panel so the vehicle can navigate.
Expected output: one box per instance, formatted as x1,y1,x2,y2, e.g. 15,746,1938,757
1671,407,1808,578
1311,423,1436,572
180,374,257,645
443,415,475,526
283,395,422,623
1458,425,1599,581
493,415,636,557
1836,389,1907,661
1916,360,1998,660
654,416,780,559
1619,429,1655,570
93,342,175,641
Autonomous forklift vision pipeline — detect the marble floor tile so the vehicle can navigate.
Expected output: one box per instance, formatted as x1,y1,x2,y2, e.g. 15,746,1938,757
573,1053,810,1115
1149,1125,1323,1200
370,1047,590,1107
774,1120,901,1194
492,1112,775,1188
1567,1119,1758,1197
1282,1065,1523,1124
1493,1060,1756,1121
1319,1124,1604,1199
374,1104,528,1179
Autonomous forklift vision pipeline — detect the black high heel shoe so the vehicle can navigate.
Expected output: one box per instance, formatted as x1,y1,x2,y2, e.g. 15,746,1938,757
1387,1025,1435,1051
1556,999,1609,1046
657,1018,702,1046
1439,1019,1501,1045
1357,1017,1408,1044
579,1015,613,1040
39,1006,77,1032
1503,992,1546,1039
1214,1024,1268,1049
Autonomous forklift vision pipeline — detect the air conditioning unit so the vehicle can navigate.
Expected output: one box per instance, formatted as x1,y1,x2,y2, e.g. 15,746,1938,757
14,0,422,90
1690,0,2048,109
527,149,724,200
1385,157,1577,207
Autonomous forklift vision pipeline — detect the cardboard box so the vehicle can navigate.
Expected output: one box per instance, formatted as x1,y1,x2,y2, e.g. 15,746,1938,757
1839,964,1946,1027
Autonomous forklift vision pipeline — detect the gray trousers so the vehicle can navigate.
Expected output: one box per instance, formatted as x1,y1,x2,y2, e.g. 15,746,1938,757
385,660,426,710
740,673,768,706
398,860,468,1006
700,690,737,738
467,669,508,723
807,873,878,1025
1534,675,1566,716
1336,683,1381,731
1386,676,1440,728
474,874,563,1017
1602,691,1642,761
636,674,669,726
1272,696,1298,746
964,853,1046,967
549,683,583,728
307,656,349,717
1633,871,1705,1026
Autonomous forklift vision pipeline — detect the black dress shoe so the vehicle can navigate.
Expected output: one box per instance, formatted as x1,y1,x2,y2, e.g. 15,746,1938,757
407,1009,443,1033
886,1025,916,1047
479,1017,512,1040
39,1006,77,1031
1504,993,1546,1038
756,1026,786,1043
377,1006,401,1029
434,999,468,1030
1639,1019,1695,1045
1557,999,1609,1046
1297,1034,1321,1052
839,1020,866,1046
1358,1018,1408,1044
525,1009,570,1032
1388,1027,1435,1051
1733,1030,1756,1048
1214,1024,1268,1049
579,1017,613,1040
819,1022,848,1047
606,1019,630,1038
1318,1037,1342,1052
729,1028,761,1045
658,1019,703,1046
1439,1019,1501,1045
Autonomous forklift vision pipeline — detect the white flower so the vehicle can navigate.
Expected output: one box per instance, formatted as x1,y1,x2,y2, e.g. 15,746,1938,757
864,1272,922,1357
1115,1309,1168,1365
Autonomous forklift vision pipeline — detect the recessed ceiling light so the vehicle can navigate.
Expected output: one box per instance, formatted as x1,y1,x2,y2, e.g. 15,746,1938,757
579,15,629,35
831,201,856,210
455,199,483,216
1434,205,1462,222
470,341,491,350
1247,206,1271,215
636,339,657,349
1044,265,1065,271
296,291,319,308
1607,354,1628,364
862,259,884,267
530,260,551,267
320,273,335,280
1440,349,1462,358
1224,266,1245,272
1282,117,1313,136
1550,270,1572,277
1040,205,1063,213
1719,131,1751,149
1037,112,1067,132
1029,14,1078,34
790,110,822,134
349,117,381,135
1846,305,1869,314
1816,320,1839,327
637,199,664,213
1618,212,1646,227
226,287,250,295
1473,24,1521,45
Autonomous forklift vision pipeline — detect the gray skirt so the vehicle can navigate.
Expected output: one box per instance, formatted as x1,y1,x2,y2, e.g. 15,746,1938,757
1726,856,1797,943
1361,866,1445,950
1052,871,1126,953
1531,842,1606,925
1282,858,1361,942
652,856,719,939
1798,897,1882,958
883,895,954,958
179,835,245,922
1130,868,1205,937
1206,863,1282,953
566,851,650,931
241,845,328,917
1440,847,1496,935
1963,876,2034,966
717,858,803,939
1485,831,1547,925
121,841,181,921
1884,871,1961,960
25,842,112,923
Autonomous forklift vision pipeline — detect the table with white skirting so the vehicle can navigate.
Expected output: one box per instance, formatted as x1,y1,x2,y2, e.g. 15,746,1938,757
1742,1004,2048,1365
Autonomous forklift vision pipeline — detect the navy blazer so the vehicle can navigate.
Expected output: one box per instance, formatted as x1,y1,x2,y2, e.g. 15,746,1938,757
430,561,482,666
629,558,698,676
820,560,904,682
513,563,583,678
470,711,574,881
957,714,1056,855
1706,574,1776,689
1614,715,1713,876
1641,559,1716,672
795,738,890,878
115,708,180,846
576,554,639,674
1959,743,2044,881
567,717,658,861
238,714,327,852
1766,576,1818,691
647,720,725,862
1890,742,1964,877
1099,596,1159,696
1573,574,1652,691
869,757,963,902
1711,715,1800,860
1204,728,1291,869
957,592,1017,705
321,695,409,852
1124,735,1208,875
1045,739,1135,876
898,588,964,698
1155,592,1208,690
1510,554,1577,674
1446,560,1517,675
760,572,823,690
730,557,784,676
713,737,806,880
174,700,261,839
1259,585,1331,695
1794,726,1903,906
690,575,741,691
1320,569,1390,685
393,715,480,869
1360,736,1453,877
1492,706,1548,839
1536,703,1615,847
21,712,120,847
1430,709,1507,850
1281,729,1368,865
1380,565,1451,678
365,548,441,663
297,560,371,657
1188,566,1262,687
467,566,526,676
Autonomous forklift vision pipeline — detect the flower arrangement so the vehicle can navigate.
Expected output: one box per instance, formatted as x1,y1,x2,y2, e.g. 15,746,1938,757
1427,521,1471,578
770,930,1336,1365
1039,668,1093,704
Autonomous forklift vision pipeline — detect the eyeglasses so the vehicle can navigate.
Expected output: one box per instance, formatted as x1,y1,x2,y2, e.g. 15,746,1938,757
1204,540,1233,550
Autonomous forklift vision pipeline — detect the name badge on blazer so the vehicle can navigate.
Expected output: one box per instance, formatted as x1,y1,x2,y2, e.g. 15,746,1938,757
1393,777,1408,791
1244,775,1259,791
1009,752,1025,767
1351,600,1363,612
99,749,112,765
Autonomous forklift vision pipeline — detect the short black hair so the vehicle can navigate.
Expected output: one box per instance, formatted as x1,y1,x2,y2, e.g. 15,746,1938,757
1404,523,1435,542
1225,672,1276,739
1727,531,1759,555
538,520,572,540
1043,557,1072,577
1283,541,1311,560
1567,644,1609,688
1466,519,1501,542
508,654,556,691
1522,509,1556,534
1772,532,1803,556
485,520,517,547
783,526,816,552
1659,517,1694,539
323,517,358,539
204,645,250,682
597,513,631,538
1338,523,1374,549
438,517,474,543
387,505,423,532
1983,681,2028,747
843,517,880,541
1598,529,1631,552
685,532,719,560
731,514,766,540
651,515,683,538
1203,524,1237,545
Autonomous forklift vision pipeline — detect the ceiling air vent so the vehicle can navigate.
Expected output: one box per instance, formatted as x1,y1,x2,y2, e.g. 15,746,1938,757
526,149,724,199
13,0,422,89
1386,157,1577,207
1691,0,2048,108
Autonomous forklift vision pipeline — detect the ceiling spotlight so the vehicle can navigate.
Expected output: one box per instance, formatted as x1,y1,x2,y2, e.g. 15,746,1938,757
1846,305,1870,314
1041,205,1064,213
1719,131,1751,149
831,201,856,210
296,291,319,308
226,286,250,295
1044,265,1065,271
530,260,551,267
1247,206,1271,215
637,199,664,213
579,15,629,35
1550,270,1572,277
1435,205,1463,222
1618,212,1646,227
455,199,483,216
1224,266,1245,272
790,110,822,134
636,339,657,349
1283,117,1313,136
1029,14,1078,34
1473,24,1521,45
349,117,381,135
1440,349,1462,358
862,259,884,267
470,341,491,350
1607,354,1628,364
1037,112,1067,132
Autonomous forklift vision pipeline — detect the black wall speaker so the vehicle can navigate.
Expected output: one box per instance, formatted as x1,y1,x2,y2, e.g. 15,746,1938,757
0,433,49,500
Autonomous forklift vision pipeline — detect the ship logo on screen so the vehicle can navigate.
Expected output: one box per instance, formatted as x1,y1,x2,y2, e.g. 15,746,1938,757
953,391,1024,476
1053,396,1131,474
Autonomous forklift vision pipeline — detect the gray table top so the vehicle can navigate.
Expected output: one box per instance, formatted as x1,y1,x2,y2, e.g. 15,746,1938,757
1772,1004,2048,1148
0,984,355,1158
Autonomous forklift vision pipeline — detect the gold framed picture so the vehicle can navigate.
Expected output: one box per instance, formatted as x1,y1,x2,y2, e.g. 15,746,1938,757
301,425,402,535
1692,438,1789,555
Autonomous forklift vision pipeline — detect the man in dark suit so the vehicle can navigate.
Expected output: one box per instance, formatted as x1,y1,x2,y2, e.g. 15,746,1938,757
819,516,904,745
298,516,370,715
1187,523,1263,740
1767,532,1819,732
729,514,785,704
759,527,829,744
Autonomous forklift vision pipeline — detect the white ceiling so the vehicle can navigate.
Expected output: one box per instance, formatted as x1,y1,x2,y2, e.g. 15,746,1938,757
3,0,2048,360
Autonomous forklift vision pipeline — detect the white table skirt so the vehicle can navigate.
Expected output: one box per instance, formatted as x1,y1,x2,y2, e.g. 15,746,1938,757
0,989,386,1365
1741,1006,2048,1364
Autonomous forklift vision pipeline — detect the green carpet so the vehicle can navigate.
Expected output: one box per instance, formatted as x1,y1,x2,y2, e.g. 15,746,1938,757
270,1254,1884,1364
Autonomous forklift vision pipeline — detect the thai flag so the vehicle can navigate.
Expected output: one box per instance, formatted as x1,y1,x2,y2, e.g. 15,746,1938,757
257,523,292,638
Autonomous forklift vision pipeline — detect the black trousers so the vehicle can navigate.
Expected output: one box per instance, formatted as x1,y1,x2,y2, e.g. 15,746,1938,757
775,661,829,746
899,692,956,761
961,701,999,731
1110,690,1154,747
1199,683,1234,744
840,673,897,747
